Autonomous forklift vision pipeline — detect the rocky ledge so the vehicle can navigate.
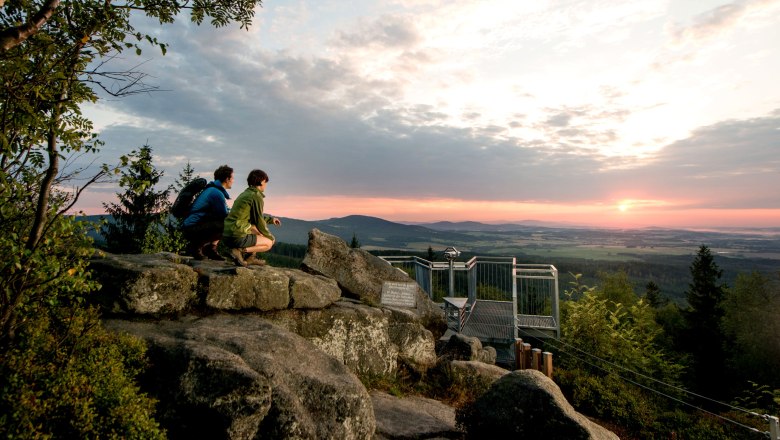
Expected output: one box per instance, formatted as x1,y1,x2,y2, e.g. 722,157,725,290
91,229,618,439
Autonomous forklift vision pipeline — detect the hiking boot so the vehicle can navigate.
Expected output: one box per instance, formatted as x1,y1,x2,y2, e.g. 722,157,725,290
188,244,205,260
228,248,247,267
204,244,225,261
245,254,266,266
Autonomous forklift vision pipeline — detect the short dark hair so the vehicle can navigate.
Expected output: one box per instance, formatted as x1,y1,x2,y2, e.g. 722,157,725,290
247,169,269,187
214,165,233,182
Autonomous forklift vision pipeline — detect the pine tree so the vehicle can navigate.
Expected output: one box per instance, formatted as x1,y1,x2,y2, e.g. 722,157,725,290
682,245,727,396
350,232,361,249
101,145,172,253
644,281,666,308
175,161,197,190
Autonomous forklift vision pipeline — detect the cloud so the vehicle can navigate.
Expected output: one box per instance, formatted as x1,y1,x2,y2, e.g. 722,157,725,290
631,109,780,208
668,2,748,45
335,15,420,49
73,1,780,222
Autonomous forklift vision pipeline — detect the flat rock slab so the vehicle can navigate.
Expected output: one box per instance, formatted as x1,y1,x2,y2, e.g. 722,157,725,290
371,391,463,439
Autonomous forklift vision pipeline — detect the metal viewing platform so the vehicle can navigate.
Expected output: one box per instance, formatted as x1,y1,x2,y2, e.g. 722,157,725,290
380,253,559,364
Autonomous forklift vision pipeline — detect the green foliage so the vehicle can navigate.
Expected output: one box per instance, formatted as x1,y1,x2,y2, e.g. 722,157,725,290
0,171,164,437
0,174,98,342
682,245,727,394
555,368,657,433
722,272,780,388
652,301,687,351
731,381,780,415
0,306,165,439
555,272,687,437
644,280,667,308
174,161,197,190
560,283,681,381
350,232,361,248
141,220,186,254
475,283,512,301
101,145,174,254
3,2,264,436
596,270,637,307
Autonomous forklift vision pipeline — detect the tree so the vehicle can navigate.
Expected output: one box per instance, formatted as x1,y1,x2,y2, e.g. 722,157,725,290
596,270,637,307
427,246,435,261
175,160,197,190
1,2,262,434
1,0,263,254
556,272,684,434
101,145,171,253
682,245,727,396
721,271,780,389
350,232,361,249
644,280,667,308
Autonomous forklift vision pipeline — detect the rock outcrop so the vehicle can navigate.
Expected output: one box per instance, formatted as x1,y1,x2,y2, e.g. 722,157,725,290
371,391,461,439
193,262,341,311
105,315,375,440
89,252,341,315
301,228,445,334
457,369,619,439
91,230,618,439
265,300,437,376
438,333,497,365
89,252,198,314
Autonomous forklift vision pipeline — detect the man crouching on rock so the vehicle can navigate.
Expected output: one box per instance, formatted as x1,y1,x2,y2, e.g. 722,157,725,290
221,169,282,267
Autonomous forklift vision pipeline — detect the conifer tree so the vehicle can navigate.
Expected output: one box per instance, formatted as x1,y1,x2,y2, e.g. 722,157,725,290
682,245,727,396
644,281,666,308
175,160,197,190
350,232,361,249
101,145,171,253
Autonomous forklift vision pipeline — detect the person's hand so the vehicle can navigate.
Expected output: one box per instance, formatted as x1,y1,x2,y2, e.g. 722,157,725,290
271,217,282,226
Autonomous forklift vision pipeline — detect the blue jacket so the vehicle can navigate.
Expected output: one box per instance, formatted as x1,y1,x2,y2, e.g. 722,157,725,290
181,181,230,227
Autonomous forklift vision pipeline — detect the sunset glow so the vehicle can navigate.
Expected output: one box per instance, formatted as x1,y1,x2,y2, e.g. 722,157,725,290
73,0,780,230
258,196,780,229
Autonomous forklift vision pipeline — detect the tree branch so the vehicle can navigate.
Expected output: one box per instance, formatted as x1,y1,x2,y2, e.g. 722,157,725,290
0,0,61,53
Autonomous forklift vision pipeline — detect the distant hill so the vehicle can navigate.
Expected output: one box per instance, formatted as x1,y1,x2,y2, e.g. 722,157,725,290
270,214,474,248
411,220,589,231
74,214,780,258
73,213,780,302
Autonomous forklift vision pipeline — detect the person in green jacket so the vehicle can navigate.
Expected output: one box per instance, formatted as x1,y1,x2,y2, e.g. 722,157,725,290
222,169,282,266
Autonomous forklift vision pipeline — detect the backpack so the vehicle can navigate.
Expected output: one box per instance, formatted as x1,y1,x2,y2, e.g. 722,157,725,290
171,177,209,219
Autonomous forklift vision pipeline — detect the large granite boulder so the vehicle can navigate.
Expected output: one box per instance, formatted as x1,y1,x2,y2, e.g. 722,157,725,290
89,252,198,315
301,229,445,333
265,300,437,376
457,369,618,439
89,252,341,315
371,391,461,439
439,333,497,365
105,315,375,440
193,262,341,311
426,360,508,409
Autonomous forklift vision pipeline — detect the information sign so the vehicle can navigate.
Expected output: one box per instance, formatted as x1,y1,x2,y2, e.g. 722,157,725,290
380,281,418,308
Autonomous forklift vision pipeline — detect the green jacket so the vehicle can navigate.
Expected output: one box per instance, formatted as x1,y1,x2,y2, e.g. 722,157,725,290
223,187,274,240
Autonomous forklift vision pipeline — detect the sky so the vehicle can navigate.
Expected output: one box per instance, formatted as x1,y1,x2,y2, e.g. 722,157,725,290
74,0,780,229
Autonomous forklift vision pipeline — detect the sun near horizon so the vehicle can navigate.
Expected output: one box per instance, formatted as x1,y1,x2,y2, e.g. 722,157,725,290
261,195,780,230
74,192,780,231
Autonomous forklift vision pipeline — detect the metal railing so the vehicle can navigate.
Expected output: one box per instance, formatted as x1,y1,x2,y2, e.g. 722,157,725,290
380,255,559,339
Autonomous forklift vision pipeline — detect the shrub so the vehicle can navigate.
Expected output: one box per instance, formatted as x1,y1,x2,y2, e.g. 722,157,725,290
0,306,165,439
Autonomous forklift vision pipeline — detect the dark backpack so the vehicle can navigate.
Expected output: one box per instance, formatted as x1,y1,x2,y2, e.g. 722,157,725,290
171,177,209,219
